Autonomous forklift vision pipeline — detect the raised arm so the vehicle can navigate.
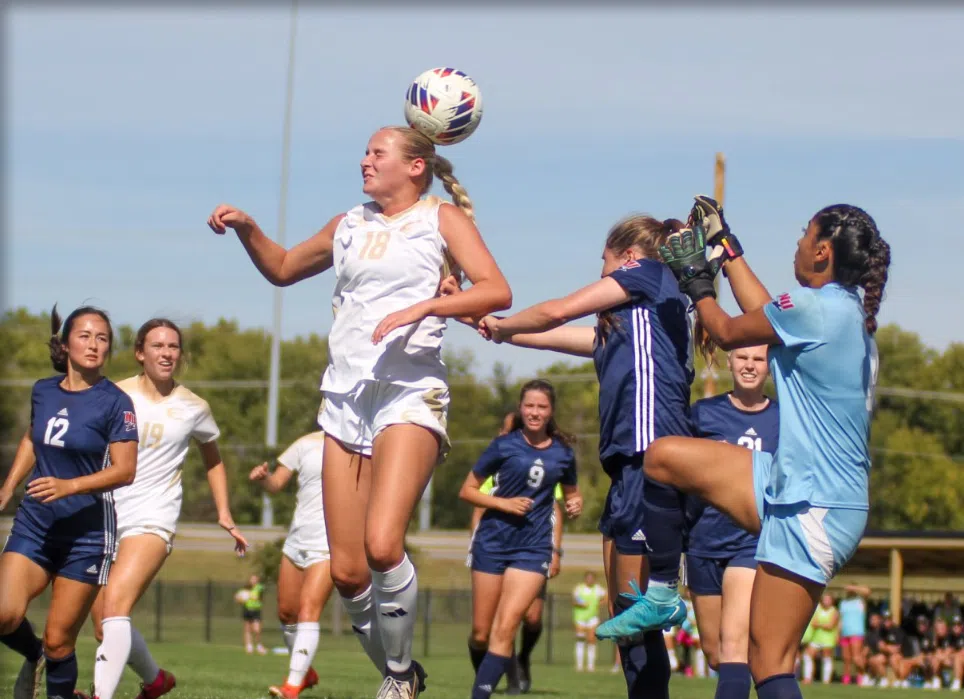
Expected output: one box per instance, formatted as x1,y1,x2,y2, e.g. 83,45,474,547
482,275,632,357
207,205,342,287
432,203,513,317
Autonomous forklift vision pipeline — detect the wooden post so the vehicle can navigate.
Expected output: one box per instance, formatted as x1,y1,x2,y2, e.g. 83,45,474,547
890,548,904,624
702,152,726,397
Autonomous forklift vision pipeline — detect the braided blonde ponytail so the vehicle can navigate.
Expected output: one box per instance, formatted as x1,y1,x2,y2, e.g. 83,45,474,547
433,155,475,222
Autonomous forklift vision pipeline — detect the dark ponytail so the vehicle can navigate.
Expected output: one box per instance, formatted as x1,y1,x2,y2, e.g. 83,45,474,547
48,305,68,373
860,237,891,336
47,303,115,373
812,204,891,336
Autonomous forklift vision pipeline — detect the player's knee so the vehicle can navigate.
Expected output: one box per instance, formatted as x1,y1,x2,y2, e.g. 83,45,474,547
277,607,298,626
92,618,105,643
42,626,76,659
469,626,490,646
748,626,794,676
329,555,370,596
719,631,748,665
0,606,24,636
364,534,404,573
643,439,673,485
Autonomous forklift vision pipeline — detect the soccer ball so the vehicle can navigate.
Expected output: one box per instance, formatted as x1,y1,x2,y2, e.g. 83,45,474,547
404,67,483,145
235,589,251,604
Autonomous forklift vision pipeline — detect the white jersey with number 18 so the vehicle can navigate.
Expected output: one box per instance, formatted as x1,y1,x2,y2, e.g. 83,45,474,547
321,196,451,395
112,377,220,533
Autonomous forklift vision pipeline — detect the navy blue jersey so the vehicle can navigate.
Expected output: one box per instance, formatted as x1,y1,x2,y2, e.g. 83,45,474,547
473,431,577,554
17,376,138,547
686,393,780,557
594,259,695,466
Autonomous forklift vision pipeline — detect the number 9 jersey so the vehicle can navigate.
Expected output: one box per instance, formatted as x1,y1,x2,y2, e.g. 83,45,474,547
470,431,576,575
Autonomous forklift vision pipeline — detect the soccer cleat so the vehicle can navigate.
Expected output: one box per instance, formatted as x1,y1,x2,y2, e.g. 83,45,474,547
13,654,45,699
268,683,301,698
301,667,319,690
595,581,687,642
517,655,532,694
505,656,522,695
374,660,427,699
135,669,176,699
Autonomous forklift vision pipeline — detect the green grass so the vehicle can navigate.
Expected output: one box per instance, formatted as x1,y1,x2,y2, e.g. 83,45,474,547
0,632,929,699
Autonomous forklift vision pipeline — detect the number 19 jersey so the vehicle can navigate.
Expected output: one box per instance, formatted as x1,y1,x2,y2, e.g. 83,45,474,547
322,196,451,395
111,377,220,533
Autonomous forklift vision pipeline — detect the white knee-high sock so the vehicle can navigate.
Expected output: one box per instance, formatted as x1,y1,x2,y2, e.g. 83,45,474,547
94,617,132,699
802,653,814,681
575,640,586,670
694,647,707,677
821,655,833,684
281,623,298,653
341,586,386,674
587,643,597,671
372,555,418,675
126,625,160,683
287,622,320,688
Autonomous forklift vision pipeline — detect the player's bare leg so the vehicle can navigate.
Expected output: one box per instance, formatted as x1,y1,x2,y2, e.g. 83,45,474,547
94,534,170,699
469,571,504,671
323,436,384,674
45,576,100,699
368,424,439,699
0,552,51,699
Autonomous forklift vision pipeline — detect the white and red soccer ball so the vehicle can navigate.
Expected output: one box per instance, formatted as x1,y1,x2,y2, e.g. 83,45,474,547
404,67,483,146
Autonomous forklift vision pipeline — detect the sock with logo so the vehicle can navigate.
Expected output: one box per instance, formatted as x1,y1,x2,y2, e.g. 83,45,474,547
46,651,79,699
472,652,511,699
0,618,43,661
286,621,320,688
715,662,752,699
281,623,298,653
372,554,418,675
94,616,132,699
341,585,386,673
755,673,803,699
127,625,161,683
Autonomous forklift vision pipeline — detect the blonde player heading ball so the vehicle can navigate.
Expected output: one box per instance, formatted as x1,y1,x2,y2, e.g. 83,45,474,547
249,431,334,699
90,319,248,699
207,68,510,699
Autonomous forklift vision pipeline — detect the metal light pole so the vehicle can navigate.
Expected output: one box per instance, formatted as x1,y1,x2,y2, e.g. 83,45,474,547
263,0,298,528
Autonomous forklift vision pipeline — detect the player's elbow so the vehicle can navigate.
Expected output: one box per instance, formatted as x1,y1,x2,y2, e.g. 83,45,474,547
458,484,476,504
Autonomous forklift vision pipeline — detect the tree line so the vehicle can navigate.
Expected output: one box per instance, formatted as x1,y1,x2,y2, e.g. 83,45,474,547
1,308,961,532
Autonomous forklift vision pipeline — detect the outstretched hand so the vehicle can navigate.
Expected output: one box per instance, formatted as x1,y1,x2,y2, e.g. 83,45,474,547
658,227,717,303
207,204,253,235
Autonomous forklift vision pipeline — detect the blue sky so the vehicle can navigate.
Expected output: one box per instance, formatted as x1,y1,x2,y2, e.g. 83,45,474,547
7,6,963,380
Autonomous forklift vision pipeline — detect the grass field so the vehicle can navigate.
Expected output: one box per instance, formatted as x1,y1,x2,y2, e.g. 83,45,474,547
0,633,930,699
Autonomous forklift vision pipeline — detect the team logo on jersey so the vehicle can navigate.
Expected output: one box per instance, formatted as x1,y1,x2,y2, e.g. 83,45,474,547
745,427,757,436
773,293,794,311
619,260,640,270
123,411,137,432
57,408,68,417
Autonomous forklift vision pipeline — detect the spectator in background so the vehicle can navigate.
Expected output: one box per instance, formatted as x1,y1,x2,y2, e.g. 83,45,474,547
877,610,905,688
949,615,964,690
935,592,961,626
805,594,839,685
862,612,885,687
929,616,953,689
572,571,607,672
899,615,933,688
838,583,871,685
235,574,267,655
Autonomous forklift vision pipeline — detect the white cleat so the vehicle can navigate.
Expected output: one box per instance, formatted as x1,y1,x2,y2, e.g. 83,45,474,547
13,654,45,699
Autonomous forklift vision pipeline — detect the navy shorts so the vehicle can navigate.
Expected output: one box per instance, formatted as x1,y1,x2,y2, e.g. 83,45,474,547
599,453,685,557
685,552,757,596
3,527,112,586
470,545,551,577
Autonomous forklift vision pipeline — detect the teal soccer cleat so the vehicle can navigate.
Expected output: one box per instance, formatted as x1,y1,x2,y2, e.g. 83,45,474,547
595,580,687,642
